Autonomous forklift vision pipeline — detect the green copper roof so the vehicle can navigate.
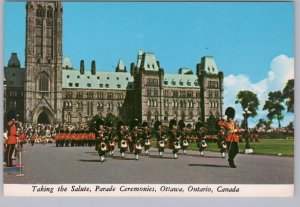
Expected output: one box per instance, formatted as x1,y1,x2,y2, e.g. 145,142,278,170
201,56,219,74
62,56,73,69
62,70,134,90
163,74,199,88
137,51,160,71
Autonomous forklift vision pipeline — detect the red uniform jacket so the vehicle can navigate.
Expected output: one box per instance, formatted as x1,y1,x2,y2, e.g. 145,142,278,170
7,121,18,144
218,120,239,142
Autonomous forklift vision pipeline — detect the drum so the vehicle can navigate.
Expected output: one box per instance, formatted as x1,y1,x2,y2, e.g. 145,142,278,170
136,142,142,150
109,140,115,147
145,139,151,146
174,141,181,150
121,139,128,148
182,140,189,147
100,141,107,151
201,140,207,148
159,140,165,148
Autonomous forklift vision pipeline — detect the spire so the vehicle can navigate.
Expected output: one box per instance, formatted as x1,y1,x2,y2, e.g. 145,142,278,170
62,56,73,70
8,53,20,68
115,59,127,72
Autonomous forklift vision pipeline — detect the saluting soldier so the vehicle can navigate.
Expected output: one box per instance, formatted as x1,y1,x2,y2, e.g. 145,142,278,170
218,107,240,168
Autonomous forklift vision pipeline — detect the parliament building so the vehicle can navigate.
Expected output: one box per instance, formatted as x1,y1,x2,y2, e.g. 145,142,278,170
4,1,224,125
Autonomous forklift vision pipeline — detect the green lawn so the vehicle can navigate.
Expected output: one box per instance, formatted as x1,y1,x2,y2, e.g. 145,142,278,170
151,139,294,157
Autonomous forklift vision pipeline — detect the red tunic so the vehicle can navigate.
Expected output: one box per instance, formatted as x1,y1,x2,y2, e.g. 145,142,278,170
218,120,239,142
7,122,18,144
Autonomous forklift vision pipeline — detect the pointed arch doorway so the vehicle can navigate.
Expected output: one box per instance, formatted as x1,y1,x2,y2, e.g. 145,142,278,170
37,111,50,124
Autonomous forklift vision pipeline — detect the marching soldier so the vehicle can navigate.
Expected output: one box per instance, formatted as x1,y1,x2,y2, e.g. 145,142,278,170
217,123,227,158
95,118,107,162
169,119,180,159
178,120,189,154
154,120,166,158
117,121,128,158
106,121,116,156
195,121,207,156
141,122,151,155
218,107,239,168
131,119,142,160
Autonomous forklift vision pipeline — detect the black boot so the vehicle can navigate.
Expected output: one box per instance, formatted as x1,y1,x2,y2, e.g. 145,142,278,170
228,160,237,168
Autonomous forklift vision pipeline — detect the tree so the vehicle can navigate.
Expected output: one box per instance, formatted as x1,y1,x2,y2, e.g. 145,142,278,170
263,91,285,128
235,90,259,151
256,118,271,132
282,79,294,113
205,114,219,135
235,90,259,129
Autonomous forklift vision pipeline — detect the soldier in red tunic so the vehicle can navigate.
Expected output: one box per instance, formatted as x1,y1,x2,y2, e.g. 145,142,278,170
5,119,18,167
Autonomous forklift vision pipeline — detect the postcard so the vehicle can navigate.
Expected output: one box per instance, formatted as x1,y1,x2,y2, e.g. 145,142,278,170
2,1,294,197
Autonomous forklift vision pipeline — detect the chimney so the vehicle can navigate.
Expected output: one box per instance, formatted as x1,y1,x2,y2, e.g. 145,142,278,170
91,60,96,75
80,60,84,74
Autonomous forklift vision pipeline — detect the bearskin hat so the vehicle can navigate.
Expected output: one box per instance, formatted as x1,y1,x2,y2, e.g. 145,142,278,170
225,107,235,120
169,119,177,130
178,120,186,129
142,121,149,128
95,118,104,129
130,118,139,130
117,120,124,129
195,121,203,130
186,123,192,129
154,120,162,129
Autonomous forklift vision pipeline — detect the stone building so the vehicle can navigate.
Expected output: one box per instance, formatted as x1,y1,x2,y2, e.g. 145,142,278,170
4,1,224,125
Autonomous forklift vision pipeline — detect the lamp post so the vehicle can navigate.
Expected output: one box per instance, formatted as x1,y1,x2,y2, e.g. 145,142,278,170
243,107,253,154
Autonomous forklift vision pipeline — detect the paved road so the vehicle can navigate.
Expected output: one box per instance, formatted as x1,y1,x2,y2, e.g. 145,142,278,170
3,143,293,184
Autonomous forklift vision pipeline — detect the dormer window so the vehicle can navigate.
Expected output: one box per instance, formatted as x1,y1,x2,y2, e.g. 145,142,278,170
105,84,109,88
147,64,150,68
212,67,215,72
107,77,110,80
152,64,155,69
87,76,90,79
97,76,100,79
164,81,168,85
208,67,211,72
99,84,103,88
172,80,176,85
116,77,119,80
194,80,199,86
179,80,183,86
75,83,79,87
69,83,73,87
77,76,80,79
87,83,91,87
187,81,191,86
117,84,121,88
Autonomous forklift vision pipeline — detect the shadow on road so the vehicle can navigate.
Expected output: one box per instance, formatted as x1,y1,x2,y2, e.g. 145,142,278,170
189,163,230,168
78,159,101,162
109,156,137,161
148,155,175,159
181,154,222,159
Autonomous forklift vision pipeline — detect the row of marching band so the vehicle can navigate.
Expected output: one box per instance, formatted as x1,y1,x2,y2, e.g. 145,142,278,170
93,118,228,162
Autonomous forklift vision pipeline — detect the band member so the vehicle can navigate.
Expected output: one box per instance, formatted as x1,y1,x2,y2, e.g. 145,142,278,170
218,107,239,168
169,119,180,159
178,120,189,154
106,121,116,156
131,119,142,160
142,122,151,155
217,124,227,158
5,119,18,167
195,122,207,156
154,120,166,158
117,121,128,158
95,119,107,162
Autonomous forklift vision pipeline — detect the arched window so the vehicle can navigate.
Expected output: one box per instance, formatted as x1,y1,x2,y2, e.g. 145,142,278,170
47,6,53,19
67,113,72,123
36,5,43,17
38,74,49,92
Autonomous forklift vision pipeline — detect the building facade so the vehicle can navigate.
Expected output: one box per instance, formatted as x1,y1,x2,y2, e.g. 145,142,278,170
4,1,224,125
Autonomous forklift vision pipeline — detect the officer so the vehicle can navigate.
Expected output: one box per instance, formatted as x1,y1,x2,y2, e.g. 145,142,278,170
5,119,18,167
218,107,239,168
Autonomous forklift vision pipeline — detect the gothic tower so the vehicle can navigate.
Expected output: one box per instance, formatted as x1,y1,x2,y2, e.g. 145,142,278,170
197,56,224,122
24,1,63,124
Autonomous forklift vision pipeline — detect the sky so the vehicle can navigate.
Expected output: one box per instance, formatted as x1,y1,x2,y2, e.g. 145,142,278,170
3,1,294,127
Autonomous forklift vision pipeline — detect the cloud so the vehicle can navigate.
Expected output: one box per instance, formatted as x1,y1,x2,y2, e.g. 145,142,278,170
223,54,294,127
